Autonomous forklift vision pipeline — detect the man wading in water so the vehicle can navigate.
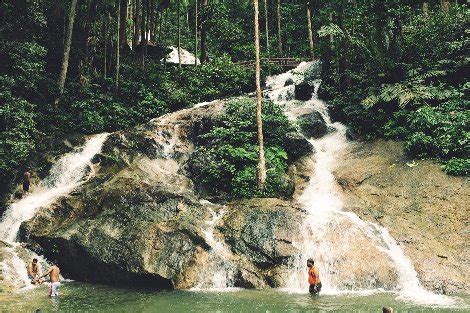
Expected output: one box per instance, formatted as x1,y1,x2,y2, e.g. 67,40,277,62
38,260,61,297
307,259,321,294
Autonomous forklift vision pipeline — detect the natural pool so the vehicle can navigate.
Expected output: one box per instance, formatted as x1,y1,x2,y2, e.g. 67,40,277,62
1,282,468,312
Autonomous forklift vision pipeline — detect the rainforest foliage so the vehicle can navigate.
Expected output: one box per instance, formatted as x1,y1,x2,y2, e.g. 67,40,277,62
0,0,468,199
316,1,469,175
191,97,295,199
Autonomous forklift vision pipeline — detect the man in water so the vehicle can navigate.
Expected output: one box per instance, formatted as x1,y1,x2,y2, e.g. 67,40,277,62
23,169,31,194
27,258,43,284
38,260,61,297
307,259,321,294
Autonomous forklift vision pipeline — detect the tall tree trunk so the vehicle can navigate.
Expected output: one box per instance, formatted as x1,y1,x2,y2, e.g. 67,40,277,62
149,0,155,40
133,0,140,48
186,3,190,32
177,0,182,68
264,0,269,54
306,1,314,60
141,0,146,68
329,12,333,43
200,0,208,63
194,0,198,66
276,0,282,55
337,0,349,90
115,0,121,95
56,0,78,104
119,0,127,49
158,8,164,43
253,0,266,190
103,9,108,77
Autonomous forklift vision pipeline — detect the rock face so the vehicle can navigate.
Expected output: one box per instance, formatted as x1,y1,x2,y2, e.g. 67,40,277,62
15,99,468,295
297,111,328,139
334,140,470,294
294,81,313,101
21,101,310,289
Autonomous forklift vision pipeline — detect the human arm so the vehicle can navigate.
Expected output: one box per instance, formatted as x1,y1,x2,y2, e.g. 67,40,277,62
38,267,52,279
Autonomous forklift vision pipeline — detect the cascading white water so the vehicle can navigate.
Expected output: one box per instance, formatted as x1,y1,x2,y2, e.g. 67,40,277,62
0,133,108,289
266,62,456,306
191,200,238,291
164,46,200,65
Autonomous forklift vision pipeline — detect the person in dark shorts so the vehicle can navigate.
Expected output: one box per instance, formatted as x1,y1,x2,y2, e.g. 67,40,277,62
23,169,31,193
307,259,322,294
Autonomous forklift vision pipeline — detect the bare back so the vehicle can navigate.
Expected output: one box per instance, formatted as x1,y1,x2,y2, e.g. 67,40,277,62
48,265,61,283
24,171,31,182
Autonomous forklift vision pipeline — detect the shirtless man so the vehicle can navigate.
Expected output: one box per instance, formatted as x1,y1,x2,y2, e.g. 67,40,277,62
27,258,43,284
307,259,322,294
38,260,61,297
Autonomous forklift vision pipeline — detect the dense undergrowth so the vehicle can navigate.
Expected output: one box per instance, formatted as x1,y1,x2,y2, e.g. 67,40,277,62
0,40,255,198
318,4,469,175
190,97,296,199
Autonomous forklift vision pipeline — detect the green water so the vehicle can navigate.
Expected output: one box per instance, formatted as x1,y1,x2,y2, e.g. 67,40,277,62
1,283,468,312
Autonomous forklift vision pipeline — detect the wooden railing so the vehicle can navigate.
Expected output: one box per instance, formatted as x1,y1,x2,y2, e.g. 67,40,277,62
236,57,304,68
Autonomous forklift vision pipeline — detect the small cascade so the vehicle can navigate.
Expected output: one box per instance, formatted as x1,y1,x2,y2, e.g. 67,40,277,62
192,201,237,291
266,62,456,306
164,46,200,65
0,133,108,289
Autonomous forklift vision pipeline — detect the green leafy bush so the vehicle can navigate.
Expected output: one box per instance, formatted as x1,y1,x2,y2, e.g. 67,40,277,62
0,76,38,183
190,97,296,199
320,4,469,175
444,158,469,176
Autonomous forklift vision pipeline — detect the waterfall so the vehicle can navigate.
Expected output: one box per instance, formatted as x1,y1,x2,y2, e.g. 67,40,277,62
266,62,456,306
0,133,108,289
191,200,238,291
164,46,200,65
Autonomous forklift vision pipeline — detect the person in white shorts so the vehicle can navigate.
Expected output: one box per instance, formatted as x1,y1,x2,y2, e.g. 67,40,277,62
38,260,61,297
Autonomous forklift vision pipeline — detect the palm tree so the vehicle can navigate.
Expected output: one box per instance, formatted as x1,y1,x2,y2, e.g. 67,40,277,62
253,0,266,190
56,0,78,104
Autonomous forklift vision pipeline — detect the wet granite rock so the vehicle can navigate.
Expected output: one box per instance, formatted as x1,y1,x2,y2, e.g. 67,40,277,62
297,111,328,139
21,101,307,290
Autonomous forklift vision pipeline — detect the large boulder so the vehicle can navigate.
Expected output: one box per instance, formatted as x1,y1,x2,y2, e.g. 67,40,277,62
20,101,306,290
334,140,470,294
282,132,314,161
294,81,313,101
297,111,328,139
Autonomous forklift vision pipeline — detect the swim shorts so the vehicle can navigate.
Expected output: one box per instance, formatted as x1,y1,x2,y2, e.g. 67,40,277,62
309,282,322,294
50,282,60,297
23,181,30,192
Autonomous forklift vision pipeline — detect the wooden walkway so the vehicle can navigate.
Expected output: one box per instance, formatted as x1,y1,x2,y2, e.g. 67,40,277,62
236,57,303,68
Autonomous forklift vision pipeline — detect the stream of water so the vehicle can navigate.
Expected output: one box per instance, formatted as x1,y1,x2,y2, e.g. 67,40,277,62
0,134,108,289
266,62,459,307
0,63,467,311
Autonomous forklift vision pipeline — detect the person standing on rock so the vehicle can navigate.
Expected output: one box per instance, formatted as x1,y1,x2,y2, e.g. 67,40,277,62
38,260,61,297
307,259,321,294
23,169,31,194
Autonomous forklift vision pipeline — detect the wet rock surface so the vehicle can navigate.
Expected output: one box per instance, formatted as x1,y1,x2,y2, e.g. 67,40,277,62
334,140,470,294
294,81,313,101
21,101,309,289
297,111,328,139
